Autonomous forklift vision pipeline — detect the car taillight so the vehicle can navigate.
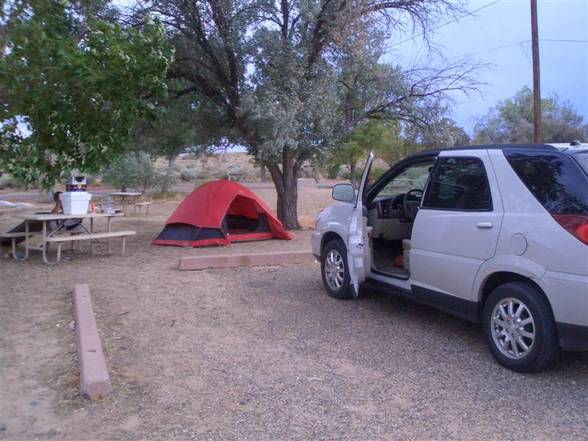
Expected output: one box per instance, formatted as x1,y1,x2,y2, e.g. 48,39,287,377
552,214,588,245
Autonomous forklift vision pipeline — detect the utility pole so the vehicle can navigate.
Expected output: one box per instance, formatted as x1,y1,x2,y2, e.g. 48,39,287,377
530,0,542,143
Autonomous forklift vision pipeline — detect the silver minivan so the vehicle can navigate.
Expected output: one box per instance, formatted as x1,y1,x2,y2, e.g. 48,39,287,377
312,143,588,372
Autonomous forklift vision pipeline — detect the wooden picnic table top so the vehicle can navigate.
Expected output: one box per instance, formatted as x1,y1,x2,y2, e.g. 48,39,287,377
110,192,142,197
24,212,124,222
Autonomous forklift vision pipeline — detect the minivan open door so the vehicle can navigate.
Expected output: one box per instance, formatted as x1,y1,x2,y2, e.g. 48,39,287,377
347,152,374,296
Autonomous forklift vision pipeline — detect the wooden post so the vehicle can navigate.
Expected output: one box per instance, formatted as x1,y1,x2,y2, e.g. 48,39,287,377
107,217,112,254
260,163,267,182
531,0,542,143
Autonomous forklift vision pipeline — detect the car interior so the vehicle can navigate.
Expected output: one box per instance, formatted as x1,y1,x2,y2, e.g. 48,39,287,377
366,160,435,279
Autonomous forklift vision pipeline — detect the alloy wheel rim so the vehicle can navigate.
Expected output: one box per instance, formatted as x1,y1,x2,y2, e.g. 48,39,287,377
491,297,535,359
325,249,345,291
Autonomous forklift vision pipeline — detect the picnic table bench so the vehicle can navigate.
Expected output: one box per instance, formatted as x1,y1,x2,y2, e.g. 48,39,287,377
0,231,32,260
45,230,136,263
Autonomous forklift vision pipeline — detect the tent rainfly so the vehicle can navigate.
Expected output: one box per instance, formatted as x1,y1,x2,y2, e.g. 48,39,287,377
152,180,293,247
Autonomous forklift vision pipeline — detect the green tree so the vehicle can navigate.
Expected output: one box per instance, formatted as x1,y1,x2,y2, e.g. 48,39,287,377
130,90,229,193
131,96,197,194
333,120,402,186
0,0,173,188
474,86,588,144
404,116,470,149
143,0,479,229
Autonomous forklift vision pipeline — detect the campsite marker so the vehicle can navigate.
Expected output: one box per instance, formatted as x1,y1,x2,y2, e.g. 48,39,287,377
72,284,113,400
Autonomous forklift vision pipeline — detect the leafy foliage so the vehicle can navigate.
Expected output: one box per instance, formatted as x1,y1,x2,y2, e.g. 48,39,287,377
474,87,588,144
143,0,480,228
328,120,402,184
0,0,173,188
102,151,162,192
403,116,470,149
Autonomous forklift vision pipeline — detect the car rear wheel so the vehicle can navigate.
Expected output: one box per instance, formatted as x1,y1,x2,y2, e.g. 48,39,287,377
483,282,558,372
321,240,355,300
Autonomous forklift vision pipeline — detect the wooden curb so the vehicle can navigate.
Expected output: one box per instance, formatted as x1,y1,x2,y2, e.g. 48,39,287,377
72,284,113,400
179,251,316,271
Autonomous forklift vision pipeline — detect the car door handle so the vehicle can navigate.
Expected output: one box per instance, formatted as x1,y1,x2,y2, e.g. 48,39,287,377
476,222,493,229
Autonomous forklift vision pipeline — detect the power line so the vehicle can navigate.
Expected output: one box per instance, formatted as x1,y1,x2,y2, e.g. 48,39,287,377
541,38,588,43
457,40,530,57
453,38,588,59
387,0,503,49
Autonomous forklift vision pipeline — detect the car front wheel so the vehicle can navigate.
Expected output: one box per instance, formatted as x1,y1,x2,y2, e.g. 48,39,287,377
483,282,558,373
321,239,355,300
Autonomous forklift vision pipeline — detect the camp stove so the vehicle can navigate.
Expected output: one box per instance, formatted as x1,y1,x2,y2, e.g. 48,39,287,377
66,176,88,192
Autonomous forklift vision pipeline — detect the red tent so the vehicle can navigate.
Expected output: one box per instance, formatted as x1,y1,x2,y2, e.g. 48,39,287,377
152,180,293,247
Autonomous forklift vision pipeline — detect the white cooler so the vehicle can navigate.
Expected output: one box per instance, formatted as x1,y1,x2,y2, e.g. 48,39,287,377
61,191,91,215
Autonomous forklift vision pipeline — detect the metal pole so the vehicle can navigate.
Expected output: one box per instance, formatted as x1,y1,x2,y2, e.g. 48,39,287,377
531,0,542,143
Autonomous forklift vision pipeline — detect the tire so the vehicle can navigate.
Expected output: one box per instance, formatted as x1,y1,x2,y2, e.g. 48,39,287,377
483,281,558,373
321,239,355,300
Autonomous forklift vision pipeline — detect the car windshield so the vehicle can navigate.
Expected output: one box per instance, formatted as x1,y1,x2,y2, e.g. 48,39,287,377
376,162,433,199
572,151,588,175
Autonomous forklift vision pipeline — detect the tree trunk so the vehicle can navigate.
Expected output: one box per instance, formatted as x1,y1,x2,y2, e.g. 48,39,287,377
267,148,301,230
350,162,357,188
161,155,176,194
38,188,54,204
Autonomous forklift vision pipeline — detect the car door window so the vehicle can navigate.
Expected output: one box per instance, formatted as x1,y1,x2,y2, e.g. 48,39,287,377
423,157,492,211
375,162,433,199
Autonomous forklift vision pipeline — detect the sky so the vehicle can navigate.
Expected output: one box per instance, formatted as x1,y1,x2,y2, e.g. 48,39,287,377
383,0,588,133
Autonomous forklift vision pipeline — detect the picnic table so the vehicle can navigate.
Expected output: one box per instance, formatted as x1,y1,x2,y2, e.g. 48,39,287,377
16,212,135,264
110,192,142,213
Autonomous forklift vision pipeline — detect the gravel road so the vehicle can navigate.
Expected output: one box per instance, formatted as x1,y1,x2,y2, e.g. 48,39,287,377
3,259,588,440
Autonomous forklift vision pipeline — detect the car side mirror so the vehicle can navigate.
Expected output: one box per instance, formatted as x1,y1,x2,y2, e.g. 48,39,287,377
332,183,355,203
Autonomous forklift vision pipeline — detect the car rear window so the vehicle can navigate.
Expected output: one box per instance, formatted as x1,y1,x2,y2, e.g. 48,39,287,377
572,151,588,175
504,149,588,215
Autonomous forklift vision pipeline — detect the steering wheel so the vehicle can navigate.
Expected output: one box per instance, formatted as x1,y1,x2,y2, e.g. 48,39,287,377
402,189,424,222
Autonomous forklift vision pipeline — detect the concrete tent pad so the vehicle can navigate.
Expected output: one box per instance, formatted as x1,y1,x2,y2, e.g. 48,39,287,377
72,284,112,400
179,251,316,270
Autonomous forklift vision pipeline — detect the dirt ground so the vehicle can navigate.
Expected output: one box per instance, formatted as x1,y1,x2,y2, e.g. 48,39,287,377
2,182,588,440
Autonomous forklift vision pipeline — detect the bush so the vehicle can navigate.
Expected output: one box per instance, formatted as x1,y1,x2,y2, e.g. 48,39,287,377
340,165,387,184
0,174,19,189
102,152,162,193
370,166,386,181
325,163,340,179
179,167,200,182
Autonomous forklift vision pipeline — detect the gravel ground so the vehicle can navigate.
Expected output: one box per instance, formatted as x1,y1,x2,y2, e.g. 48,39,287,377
2,186,588,440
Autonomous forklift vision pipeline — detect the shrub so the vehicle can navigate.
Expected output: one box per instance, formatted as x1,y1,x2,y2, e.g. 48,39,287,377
354,165,386,183
102,152,162,193
0,174,19,189
325,163,340,179
179,167,200,182
369,166,386,181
